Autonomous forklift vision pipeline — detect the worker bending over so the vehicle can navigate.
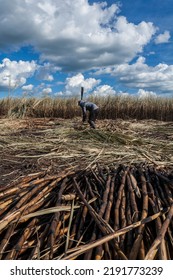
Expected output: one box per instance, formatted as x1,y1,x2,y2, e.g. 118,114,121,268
78,100,99,129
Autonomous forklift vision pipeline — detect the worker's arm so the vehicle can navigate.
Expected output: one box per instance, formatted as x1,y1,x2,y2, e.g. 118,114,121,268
82,106,87,122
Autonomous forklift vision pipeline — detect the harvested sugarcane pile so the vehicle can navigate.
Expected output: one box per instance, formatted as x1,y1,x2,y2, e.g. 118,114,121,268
0,163,173,260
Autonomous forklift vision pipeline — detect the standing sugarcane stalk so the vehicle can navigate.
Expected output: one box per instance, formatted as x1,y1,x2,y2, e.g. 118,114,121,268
84,173,101,260
85,175,99,211
47,177,68,259
162,183,173,206
90,168,105,189
126,191,133,257
95,174,111,259
146,167,167,258
103,174,116,259
104,174,115,223
84,224,98,260
148,197,168,259
126,174,139,223
114,168,128,231
119,189,126,250
128,170,141,198
76,189,88,241
129,170,148,259
138,240,145,259
64,199,75,256
155,174,170,207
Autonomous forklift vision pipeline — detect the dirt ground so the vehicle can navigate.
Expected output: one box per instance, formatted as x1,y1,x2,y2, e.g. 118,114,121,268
0,117,173,186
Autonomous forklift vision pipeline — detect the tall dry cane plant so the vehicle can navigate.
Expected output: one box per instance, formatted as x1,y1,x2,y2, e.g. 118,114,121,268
0,96,173,120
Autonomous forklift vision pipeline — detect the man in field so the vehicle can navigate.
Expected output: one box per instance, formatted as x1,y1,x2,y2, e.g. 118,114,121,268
78,100,99,129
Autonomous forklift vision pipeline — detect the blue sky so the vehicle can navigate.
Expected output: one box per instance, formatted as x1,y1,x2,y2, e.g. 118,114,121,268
0,0,173,99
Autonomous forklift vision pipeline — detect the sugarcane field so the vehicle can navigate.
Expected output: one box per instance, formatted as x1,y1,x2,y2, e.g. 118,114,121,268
0,96,173,260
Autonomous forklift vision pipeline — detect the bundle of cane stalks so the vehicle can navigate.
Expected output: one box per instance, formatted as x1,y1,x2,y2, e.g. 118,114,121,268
0,163,173,260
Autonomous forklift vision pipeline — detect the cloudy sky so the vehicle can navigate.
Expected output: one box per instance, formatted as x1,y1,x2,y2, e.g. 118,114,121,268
0,0,173,98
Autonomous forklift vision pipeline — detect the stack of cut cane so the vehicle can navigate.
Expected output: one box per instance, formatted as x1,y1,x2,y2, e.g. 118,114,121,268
0,163,173,260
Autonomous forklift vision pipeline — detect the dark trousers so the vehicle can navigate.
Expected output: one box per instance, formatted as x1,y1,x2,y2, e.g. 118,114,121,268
88,108,99,129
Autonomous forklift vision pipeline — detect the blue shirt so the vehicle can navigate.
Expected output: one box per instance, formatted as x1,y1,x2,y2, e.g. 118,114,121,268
78,101,98,114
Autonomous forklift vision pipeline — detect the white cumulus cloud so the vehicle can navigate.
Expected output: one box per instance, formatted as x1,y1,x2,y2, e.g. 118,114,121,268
155,31,170,44
93,85,116,96
22,84,34,91
0,0,157,71
0,58,37,92
42,87,52,96
96,56,173,94
64,73,101,96
137,89,157,98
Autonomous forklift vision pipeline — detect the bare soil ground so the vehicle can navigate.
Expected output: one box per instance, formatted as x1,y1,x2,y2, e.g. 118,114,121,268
0,117,173,186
